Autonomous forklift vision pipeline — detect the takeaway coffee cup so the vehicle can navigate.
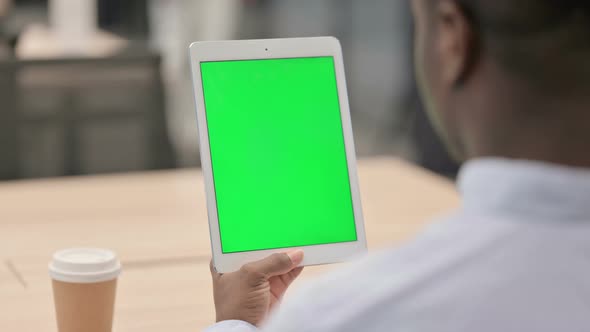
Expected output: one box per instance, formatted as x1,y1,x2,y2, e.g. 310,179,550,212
49,248,122,332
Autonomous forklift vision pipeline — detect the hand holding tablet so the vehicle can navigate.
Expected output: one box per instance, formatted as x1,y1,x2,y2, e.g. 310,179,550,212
190,37,367,273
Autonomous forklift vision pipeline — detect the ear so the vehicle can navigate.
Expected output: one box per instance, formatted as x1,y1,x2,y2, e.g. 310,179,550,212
435,0,476,86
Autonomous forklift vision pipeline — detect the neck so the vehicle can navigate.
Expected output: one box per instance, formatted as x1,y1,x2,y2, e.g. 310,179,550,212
460,71,590,168
452,55,590,168
468,102,590,168
472,139,590,169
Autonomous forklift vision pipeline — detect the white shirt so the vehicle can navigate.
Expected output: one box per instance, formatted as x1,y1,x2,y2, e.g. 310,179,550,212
205,158,590,332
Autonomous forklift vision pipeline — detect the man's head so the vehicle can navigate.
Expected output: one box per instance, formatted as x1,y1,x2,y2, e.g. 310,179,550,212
412,0,590,166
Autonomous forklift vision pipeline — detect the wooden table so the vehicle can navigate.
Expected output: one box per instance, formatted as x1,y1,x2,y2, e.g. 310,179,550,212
0,157,459,331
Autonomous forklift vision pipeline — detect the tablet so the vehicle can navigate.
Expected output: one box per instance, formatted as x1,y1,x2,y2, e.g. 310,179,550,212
189,37,367,273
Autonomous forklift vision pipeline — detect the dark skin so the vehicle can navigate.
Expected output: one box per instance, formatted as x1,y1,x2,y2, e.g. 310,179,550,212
413,0,590,168
211,0,590,327
211,251,304,326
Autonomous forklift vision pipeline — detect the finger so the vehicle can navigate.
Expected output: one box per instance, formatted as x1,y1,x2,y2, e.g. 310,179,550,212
289,266,304,279
209,259,221,280
287,250,304,267
243,250,304,277
280,266,304,287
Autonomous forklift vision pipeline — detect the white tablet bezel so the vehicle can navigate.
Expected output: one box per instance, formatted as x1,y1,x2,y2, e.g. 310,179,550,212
189,37,367,273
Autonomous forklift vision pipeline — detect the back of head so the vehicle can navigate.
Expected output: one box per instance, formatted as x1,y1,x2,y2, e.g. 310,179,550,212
461,0,590,93
412,0,590,166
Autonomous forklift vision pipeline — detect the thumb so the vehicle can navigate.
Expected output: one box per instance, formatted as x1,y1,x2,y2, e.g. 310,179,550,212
244,250,304,277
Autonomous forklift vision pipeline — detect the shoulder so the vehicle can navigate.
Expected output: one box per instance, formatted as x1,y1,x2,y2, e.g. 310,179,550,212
261,249,399,332
263,214,482,332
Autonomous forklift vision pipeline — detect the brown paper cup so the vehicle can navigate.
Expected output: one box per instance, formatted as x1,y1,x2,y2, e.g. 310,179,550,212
52,279,117,332
49,248,122,332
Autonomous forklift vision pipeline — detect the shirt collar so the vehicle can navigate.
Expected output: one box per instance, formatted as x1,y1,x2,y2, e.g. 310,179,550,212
457,158,590,222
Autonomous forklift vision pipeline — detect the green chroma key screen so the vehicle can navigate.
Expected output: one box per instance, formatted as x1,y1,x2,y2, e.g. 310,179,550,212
200,56,357,253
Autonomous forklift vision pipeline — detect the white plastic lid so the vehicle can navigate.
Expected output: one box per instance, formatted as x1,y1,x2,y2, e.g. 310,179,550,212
49,248,122,283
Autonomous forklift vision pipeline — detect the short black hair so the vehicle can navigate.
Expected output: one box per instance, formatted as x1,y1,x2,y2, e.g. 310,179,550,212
456,0,590,92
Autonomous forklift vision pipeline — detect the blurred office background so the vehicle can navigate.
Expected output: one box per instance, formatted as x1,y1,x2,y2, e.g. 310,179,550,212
0,0,459,181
